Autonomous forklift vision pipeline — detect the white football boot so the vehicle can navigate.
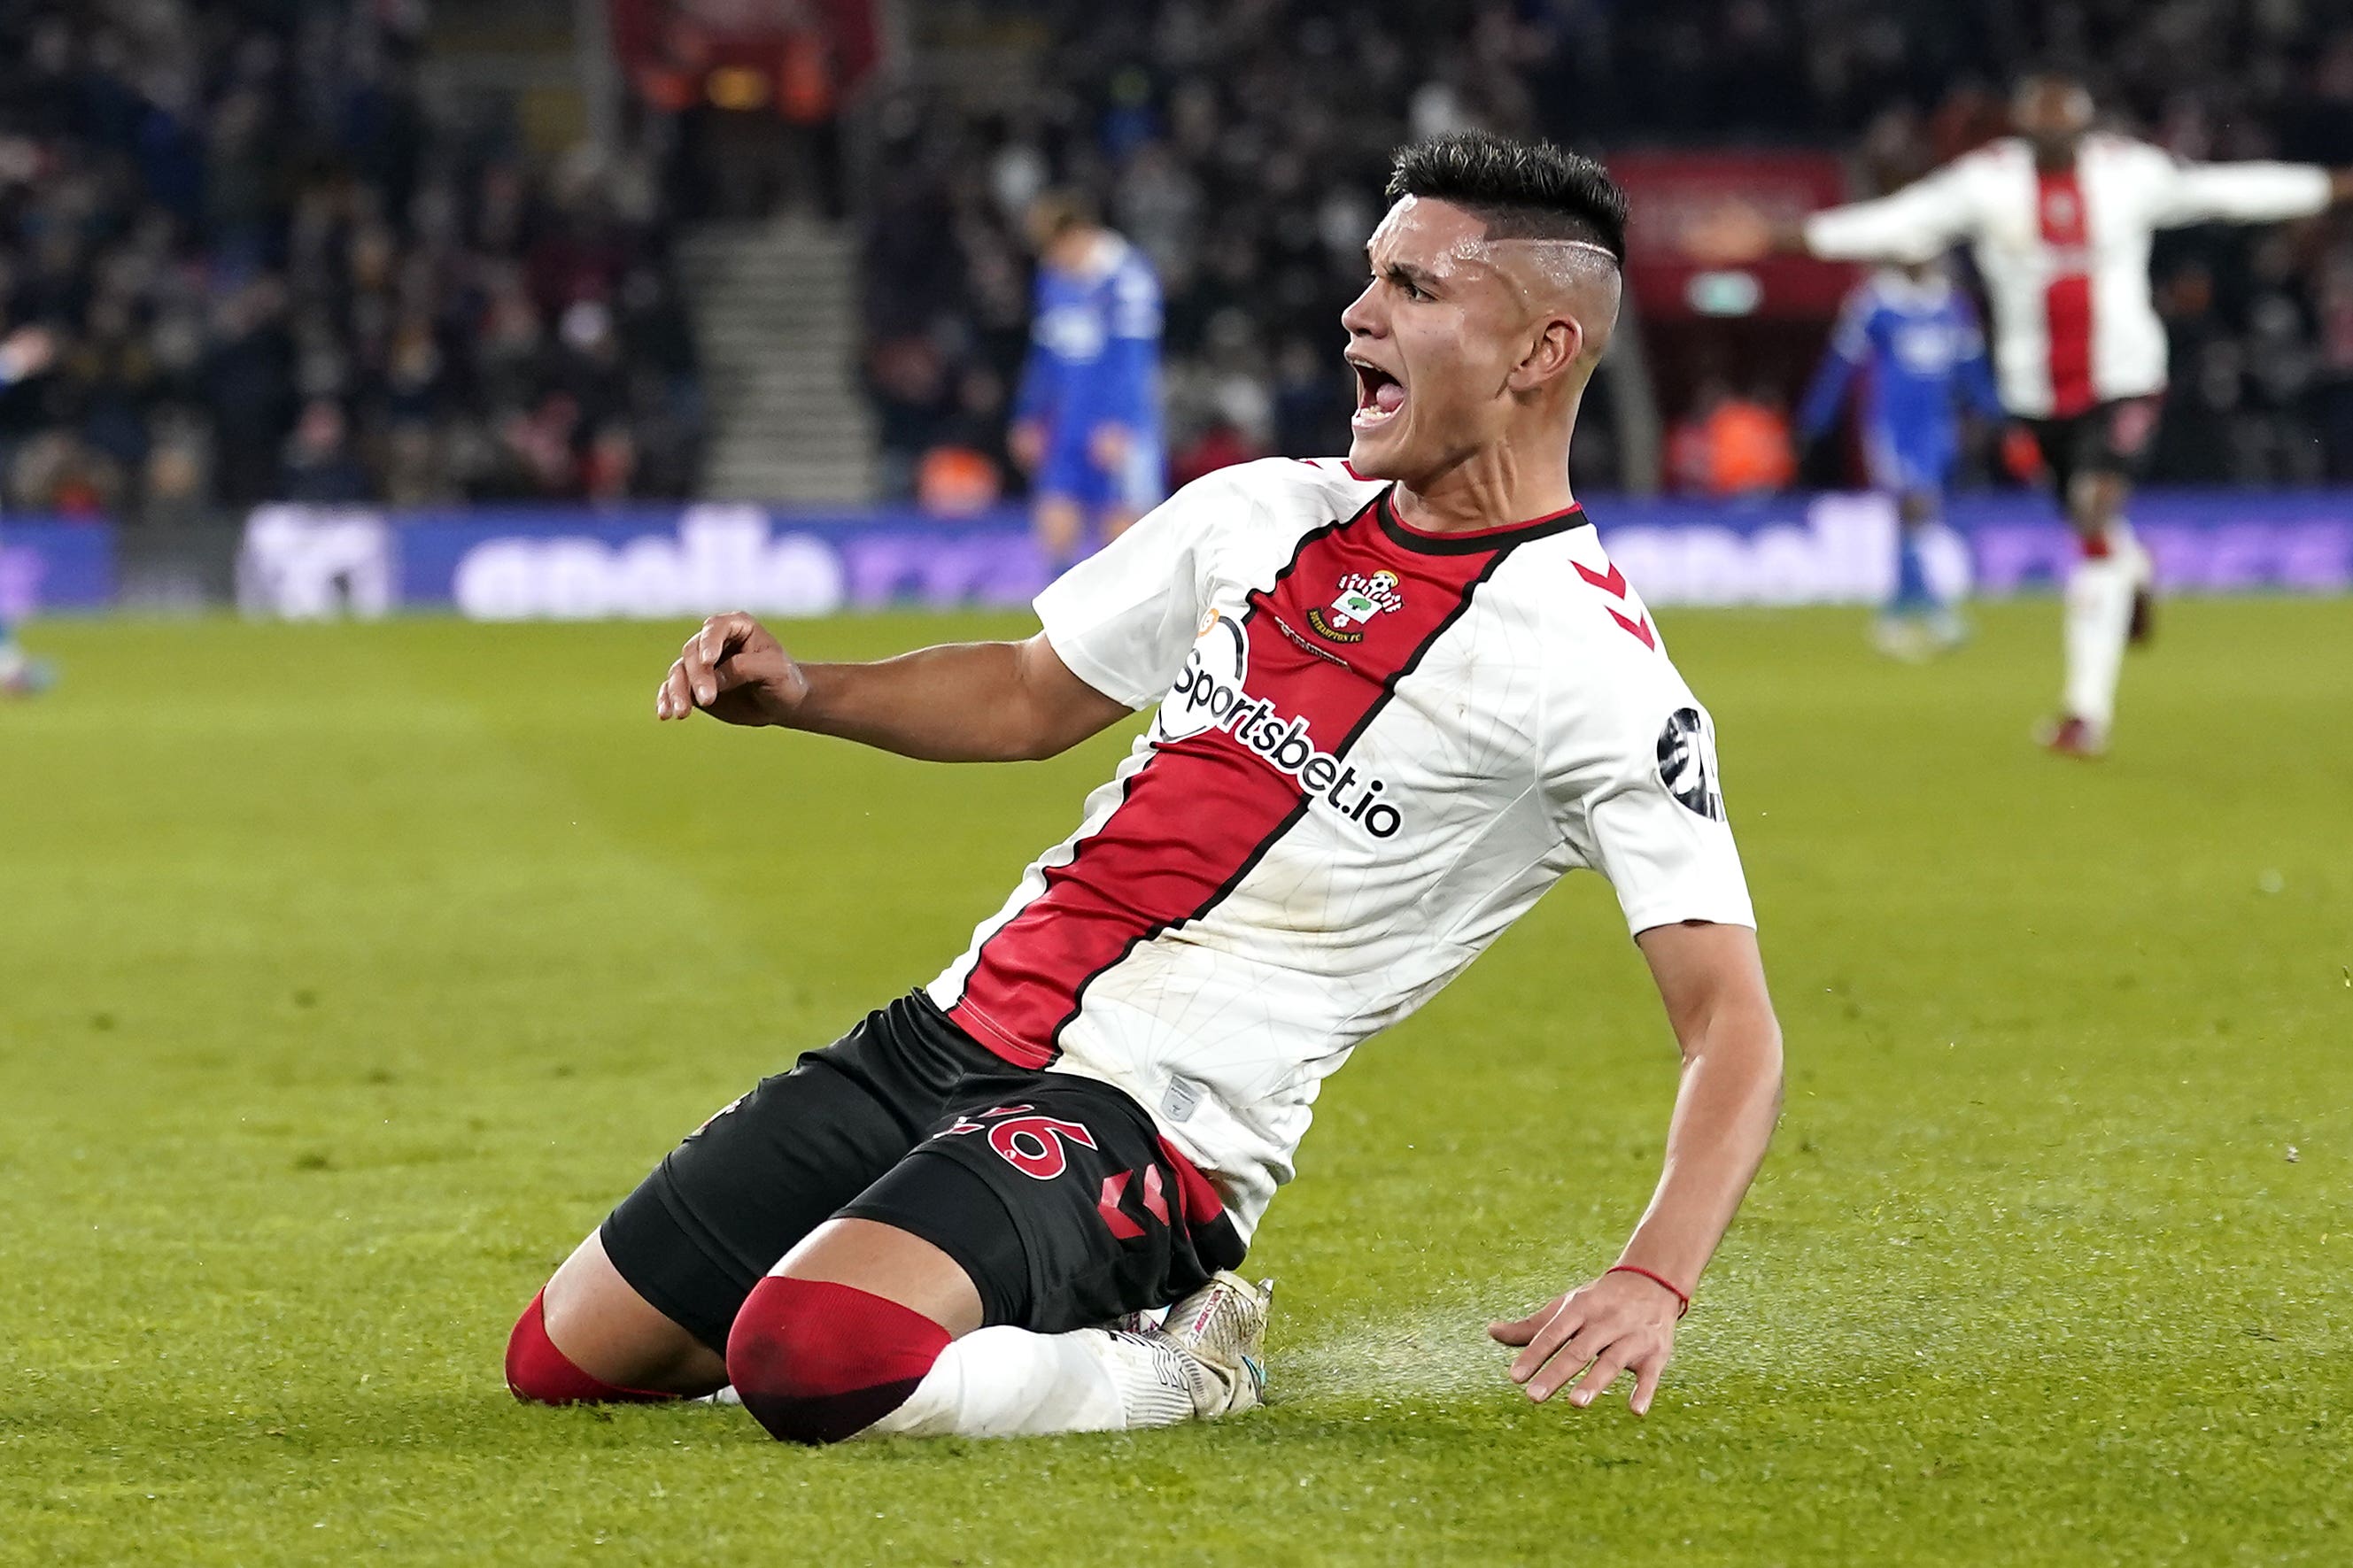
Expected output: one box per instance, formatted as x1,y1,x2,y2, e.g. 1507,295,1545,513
1154,1271,1273,1418
1103,1306,1165,1334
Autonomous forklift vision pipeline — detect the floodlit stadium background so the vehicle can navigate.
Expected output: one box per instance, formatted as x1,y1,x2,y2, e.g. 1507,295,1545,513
4,0,2351,612
5,4,2349,1564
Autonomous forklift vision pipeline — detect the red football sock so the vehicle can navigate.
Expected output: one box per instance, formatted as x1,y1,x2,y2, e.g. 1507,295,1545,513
505,1290,680,1405
725,1277,951,1444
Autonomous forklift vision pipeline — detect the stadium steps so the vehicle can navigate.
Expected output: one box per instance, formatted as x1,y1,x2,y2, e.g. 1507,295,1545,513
681,218,879,505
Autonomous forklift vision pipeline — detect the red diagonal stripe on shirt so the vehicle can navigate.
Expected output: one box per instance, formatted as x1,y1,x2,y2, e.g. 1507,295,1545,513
944,501,1507,1069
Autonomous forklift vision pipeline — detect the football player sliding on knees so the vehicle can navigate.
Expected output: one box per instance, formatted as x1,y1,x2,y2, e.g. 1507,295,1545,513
511,131,1784,1444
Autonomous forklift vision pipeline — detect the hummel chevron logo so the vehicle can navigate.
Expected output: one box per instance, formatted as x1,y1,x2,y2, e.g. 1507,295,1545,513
1574,560,1629,598
1098,1171,1146,1239
1574,560,1656,649
1097,1165,1173,1239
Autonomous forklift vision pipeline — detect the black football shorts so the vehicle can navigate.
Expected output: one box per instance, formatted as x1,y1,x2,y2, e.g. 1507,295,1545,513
598,991,1245,1354
2025,394,2163,499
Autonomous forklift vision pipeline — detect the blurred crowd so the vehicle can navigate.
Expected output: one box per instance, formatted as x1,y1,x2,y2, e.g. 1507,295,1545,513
863,0,2353,498
861,1,1529,504
8,0,2349,521
0,0,704,522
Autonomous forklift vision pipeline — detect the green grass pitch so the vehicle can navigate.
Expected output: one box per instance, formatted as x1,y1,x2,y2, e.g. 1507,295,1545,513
4,599,2348,1565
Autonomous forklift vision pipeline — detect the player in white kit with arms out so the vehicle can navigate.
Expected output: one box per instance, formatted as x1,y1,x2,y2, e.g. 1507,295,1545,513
503,132,1785,1444
1698,67,2353,757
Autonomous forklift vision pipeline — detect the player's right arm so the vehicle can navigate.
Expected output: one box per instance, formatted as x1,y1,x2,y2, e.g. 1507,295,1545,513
656,615,1131,762
1689,162,1980,266
657,467,1235,761
1798,161,1980,264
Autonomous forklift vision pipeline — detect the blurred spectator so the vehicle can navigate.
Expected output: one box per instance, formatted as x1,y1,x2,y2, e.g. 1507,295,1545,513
279,398,371,505
141,413,213,526
916,444,1002,514
1668,380,1799,497
9,429,121,518
0,0,704,520
1169,416,1263,490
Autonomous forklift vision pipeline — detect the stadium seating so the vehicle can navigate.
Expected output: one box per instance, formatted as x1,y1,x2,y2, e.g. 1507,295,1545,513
0,0,704,518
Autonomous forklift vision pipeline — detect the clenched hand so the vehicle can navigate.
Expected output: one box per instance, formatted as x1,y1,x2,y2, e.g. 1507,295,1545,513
1488,1269,1682,1415
655,612,809,726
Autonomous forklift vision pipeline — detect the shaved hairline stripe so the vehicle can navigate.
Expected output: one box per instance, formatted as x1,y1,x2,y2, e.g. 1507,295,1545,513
1488,237,1621,259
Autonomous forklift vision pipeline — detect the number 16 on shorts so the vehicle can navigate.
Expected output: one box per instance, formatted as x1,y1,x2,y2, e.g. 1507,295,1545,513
940,1104,1097,1179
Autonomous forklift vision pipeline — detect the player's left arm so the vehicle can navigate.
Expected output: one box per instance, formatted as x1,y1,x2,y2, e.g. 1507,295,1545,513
2148,152,2349,227
1489,920,1782,1415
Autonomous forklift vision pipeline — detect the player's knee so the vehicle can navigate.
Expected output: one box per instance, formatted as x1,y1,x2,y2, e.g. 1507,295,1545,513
505,1288,677,1406
725,1277,951,1445
505,1289,586,1404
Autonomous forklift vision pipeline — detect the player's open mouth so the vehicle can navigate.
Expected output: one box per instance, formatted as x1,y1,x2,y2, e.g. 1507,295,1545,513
1350,359,1405,429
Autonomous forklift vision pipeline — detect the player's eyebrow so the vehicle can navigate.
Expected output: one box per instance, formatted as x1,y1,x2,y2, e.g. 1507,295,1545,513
1369,256,1444,294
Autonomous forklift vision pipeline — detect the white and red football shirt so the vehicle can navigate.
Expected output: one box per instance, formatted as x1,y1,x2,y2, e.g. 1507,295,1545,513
1803,135,2332,418
926,459,1753,1238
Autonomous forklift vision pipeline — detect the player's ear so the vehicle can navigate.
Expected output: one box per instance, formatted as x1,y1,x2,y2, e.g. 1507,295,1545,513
1509,314,1583,392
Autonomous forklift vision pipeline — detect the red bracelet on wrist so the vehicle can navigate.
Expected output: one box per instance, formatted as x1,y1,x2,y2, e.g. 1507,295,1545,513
1607,1264,1691,1317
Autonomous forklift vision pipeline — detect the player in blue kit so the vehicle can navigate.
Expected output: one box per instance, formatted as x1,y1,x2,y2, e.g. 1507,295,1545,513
1797,260,2002,659
1010,194,1166,568
0,322,60,698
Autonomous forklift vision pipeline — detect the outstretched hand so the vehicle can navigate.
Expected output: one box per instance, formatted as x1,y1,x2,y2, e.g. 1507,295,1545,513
1681,201,1777,266
655,611,809,726
1488,1270,1682,1415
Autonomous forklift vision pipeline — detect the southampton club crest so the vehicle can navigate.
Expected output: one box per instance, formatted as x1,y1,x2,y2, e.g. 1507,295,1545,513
1306,569,1405,645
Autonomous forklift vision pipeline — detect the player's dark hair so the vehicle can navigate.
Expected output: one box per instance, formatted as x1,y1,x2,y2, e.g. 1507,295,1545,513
1028,189,1096,239
2014,55,2095,97
1385,131,1628,263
